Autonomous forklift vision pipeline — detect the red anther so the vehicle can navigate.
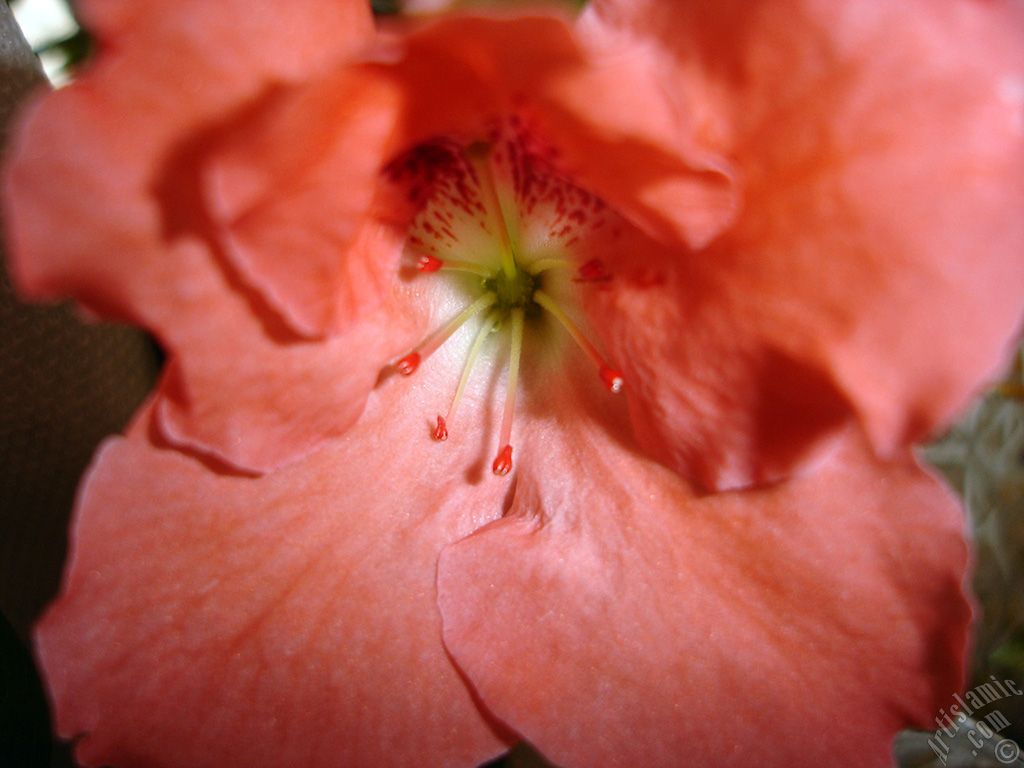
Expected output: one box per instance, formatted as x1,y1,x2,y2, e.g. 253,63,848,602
416,254,443,273
433,415,448,441
573,258,611,283
492,445,513,476
599,365,624,393
397,352,421,376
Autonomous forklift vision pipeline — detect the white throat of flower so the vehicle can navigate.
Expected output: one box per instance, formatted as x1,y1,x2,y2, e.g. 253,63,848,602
391,136,623,477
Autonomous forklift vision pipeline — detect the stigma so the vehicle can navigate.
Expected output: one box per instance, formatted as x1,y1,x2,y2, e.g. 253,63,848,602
386,129,623,477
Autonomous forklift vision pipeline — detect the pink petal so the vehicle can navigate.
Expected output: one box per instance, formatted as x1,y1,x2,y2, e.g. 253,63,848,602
581,0,1024,491
204,66,403,337
149,239,425,473
586,227,857,491
38,375,512,768
4,0,372,310
74,0,371,44
556,12,740,249
438,408,970,768
380,13,737,250
1,0,418,473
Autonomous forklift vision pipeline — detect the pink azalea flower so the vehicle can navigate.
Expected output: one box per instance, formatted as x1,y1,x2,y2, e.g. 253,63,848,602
4,0,1024,766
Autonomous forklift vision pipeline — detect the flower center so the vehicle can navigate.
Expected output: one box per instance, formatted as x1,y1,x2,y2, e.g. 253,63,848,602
387,131,623,477
484,267,539,314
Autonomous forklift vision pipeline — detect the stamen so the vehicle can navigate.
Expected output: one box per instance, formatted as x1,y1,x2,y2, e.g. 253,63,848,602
492,445,513,477
396,353,421,376
416,253,491,278
397,291,498,376
493,308,525,476
435,311,499,441
393,132,628,480
599,365,625,394
525,257,571,275
467,142,519,282
533,289,624,393
416,254,443,273
573,258,611,283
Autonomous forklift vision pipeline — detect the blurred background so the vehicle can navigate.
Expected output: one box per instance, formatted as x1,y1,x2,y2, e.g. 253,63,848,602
8,0,81,84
